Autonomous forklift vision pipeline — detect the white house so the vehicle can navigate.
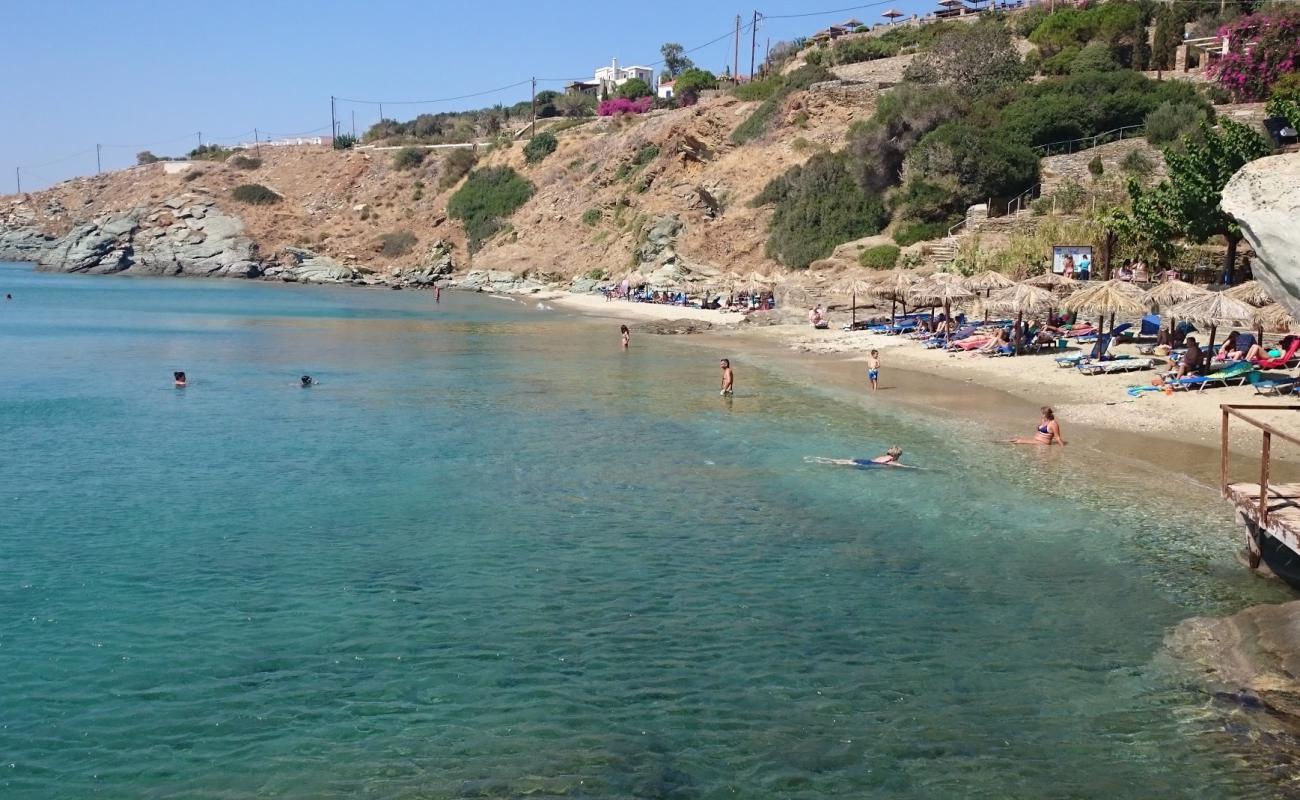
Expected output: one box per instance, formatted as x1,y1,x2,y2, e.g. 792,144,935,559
657,80,675,101
592,58,655,98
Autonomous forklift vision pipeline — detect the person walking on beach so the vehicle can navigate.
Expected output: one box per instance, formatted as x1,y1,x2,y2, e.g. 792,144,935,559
620,324,631,349
866,350,881,391
719,358,734,396
1009,406,1066,446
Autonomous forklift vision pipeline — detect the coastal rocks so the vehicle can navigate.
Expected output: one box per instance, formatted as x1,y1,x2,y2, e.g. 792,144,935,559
635,319,714,335
1223,154,1300,320
0,226,56,262
569,277,602,294
458,269,545,294
275,247,356,283
387,239,456,286
34,197,262,278
634,215,683,267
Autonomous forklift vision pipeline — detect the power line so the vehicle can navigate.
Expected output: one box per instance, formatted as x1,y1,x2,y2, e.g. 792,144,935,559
335,79,533,107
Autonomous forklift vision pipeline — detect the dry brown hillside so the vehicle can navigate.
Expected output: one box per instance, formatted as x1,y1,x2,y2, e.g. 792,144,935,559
2,84,878,278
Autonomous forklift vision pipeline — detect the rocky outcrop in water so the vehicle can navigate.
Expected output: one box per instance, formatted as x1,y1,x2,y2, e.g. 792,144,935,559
33,195,261,278
0,226,55,262
386,239,456,287
1223,154,1300,319
263,247,356,283
458,269,546,293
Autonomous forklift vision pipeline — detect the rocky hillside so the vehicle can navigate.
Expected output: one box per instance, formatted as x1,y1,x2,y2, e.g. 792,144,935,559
0,77,881,286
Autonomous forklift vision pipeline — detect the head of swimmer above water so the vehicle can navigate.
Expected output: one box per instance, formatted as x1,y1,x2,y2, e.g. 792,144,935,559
301,375,313,387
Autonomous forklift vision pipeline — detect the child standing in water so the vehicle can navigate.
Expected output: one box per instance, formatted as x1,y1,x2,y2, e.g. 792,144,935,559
719,358,734,396
620,325,631,349
866,350,880,391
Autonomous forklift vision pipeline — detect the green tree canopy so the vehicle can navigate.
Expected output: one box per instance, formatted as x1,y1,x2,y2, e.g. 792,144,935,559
673,68,717,103
903,19,1025,95
616,78,652,100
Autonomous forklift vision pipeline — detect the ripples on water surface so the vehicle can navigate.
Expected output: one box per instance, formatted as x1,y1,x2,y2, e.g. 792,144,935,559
0,263,1292,798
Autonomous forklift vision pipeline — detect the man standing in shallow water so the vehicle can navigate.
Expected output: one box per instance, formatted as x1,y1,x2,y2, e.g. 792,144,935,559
720,359,734,396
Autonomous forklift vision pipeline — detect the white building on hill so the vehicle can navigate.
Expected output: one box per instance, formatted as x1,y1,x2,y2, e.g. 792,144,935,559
593,58,654,98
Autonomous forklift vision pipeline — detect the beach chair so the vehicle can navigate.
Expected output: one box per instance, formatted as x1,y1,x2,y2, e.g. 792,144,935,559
1254,339,1300,370
949,336,992,352
1076,357,1154,376
1171,361,1256,392
924,325,976,348
1248,371,1299,396
1076,323,1131,344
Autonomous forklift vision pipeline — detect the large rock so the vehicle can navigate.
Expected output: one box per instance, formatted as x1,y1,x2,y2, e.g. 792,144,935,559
458,269,544,294
1223,153,1300,319
279,247,356,283
389,239,456,286
0,226,56,262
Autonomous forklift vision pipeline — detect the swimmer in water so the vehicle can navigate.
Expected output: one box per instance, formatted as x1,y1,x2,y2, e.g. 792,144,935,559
720,358,734,396
809,446,912,469
173,371,187,388
300,375,314,388
621,324,631,349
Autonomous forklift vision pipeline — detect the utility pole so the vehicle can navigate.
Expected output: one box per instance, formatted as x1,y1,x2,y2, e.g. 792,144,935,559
750,11,760,82
197,131,202,149
96,143,102,175
330,96,337,141
378,102,384,122
733,15,741,84
351,110,356,139
765,38,770,76
530,77,537,140
254,128,261,157
15,167,20,195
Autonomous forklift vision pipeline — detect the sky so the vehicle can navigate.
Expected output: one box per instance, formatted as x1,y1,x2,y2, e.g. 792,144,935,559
0,0,942,192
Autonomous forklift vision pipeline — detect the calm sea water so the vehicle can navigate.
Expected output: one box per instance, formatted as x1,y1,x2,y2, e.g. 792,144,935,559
0,261,1292,799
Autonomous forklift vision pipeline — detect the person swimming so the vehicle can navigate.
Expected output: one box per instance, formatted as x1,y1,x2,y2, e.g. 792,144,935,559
173,371,187,388
808,447,912,469
300,375,314,388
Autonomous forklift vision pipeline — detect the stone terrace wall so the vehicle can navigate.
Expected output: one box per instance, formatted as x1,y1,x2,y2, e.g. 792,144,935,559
830,53,916,86
1040,138,1167,195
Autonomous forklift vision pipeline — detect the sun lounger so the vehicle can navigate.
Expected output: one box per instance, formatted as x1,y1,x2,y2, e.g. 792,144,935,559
1253,339,1300,370
1171,361,1256,392
1077,358,1155,375
1248,371,1299,396
949,337,992,352
1075,323,1131,344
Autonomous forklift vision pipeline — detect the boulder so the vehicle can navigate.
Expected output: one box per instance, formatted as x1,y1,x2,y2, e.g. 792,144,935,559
569,277,601,294
280,247,356,283
1223,154,1300,319
458,269,544,294
0,226,56,262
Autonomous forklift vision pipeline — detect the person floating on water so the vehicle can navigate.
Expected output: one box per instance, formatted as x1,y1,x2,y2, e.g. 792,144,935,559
866,350,881,391
1009,406,1066,446
173,371,187,388
620,324,631,349
809,447,912,469
300,375,315,388
719,358,734,396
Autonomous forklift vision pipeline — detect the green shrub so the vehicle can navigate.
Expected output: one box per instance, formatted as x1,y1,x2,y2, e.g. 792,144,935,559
616,78,652,100
732,64,834,144
228,154,262,170
734,73,782,101
333,133,357,150
1145,100,1209,145
439,148,478,189
859,244,901,270
581,208,601,226
1120,148,1155,176
893,220,950,246
375,230,417,257
895,122,1039,221
675,68,719,103
1087,155,1105,176
763,151,887,268
230,183,281,205
1015,5,1050,37
1039,44,1081,75
523,132,558,164
447,166,535,252
1070,41,1119,74
393,147,426,171
189,144,236,162
1267,73,1300,129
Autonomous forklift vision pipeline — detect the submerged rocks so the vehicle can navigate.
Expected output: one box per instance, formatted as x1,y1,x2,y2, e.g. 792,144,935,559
1224,154,1300,320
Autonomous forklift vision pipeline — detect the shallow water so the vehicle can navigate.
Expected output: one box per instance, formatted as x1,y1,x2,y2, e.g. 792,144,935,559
0,262,1291,798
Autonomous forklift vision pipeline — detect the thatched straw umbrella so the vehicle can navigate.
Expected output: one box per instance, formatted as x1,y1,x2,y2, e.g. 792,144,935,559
871,269,919,319
833,272,876,327
1023,271,1078,294
1144,279,1207,339
1255,303,1300,334
910,277,974,341
1226,280,1275,308
964,270,1016,297
1062,279,1153,343
1165,292,1256,352
983,283,1057,354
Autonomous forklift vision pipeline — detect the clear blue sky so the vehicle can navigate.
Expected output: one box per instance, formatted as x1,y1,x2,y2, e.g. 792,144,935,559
1,0,934,191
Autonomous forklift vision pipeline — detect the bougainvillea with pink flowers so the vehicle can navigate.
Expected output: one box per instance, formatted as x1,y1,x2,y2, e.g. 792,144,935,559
1210,8,1300,100
597,96,654,116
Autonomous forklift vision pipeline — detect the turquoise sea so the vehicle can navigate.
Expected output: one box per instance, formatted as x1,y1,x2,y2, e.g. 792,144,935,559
0,260,1292,798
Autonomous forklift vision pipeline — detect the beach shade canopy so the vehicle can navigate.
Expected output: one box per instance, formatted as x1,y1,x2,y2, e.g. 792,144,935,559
1023,271,1078,294
882,8,904,19
909,276,974,339
981,283,1056,353
1144,278,1207,309
870,269,920,317
1062,279,1153,339
833,272,876,326
1165,291,1256,351
619,272,648,288
964,270,1016,295
1255,303,1300,333
1225,280,1276,308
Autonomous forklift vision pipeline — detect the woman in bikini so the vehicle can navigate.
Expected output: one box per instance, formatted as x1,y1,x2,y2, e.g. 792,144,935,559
620,325,631,349
1010,406,1066,446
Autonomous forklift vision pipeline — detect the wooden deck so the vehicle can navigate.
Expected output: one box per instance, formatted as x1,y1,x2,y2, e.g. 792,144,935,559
1227,482,1300,555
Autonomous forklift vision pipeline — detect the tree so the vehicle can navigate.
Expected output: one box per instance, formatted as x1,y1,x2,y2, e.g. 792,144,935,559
673,68,717,105
1070,41,1119,74
1212,7,1300,100
660,42,694,78
555,92,596,118
1150,5,1186,71
903,19,1025,95
136,151,160,165
1154,119,1272,281
616,78,652,100
764,151,887,268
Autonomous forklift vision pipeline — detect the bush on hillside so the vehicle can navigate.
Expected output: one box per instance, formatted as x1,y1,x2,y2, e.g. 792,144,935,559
892,220,951,246
228,154,262,170
763,151,887,268
674,68,718,104
903,19,1025,96
1120,148,1155,176
231,183,281,205
1039,45,1082,75
1144,100,1209,145
847,83,967,195
581,208,601,226
447,166,535,252
333,133,357,150
733,73,781,101
1028,2,1143,61
523,132,558,164
859,244,900,270
598,96,654,116
894,122,1039,222
189,144,237,162
375,230,417,257
393,147,426,171
616,78,652,100
1071,41,1119,74
1087,155,1105,176
731,64,834,144
136,151,160,165
1211,8,1300,100
439,148,478,189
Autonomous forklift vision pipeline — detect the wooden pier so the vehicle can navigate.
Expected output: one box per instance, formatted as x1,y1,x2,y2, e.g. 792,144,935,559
1222,404,1300,578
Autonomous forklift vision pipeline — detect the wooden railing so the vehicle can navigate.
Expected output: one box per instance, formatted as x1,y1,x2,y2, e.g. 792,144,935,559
1221,404,1300,526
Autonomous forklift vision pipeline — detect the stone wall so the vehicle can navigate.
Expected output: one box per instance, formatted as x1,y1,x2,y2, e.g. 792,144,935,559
829,53,915,86
1039,138,1167,195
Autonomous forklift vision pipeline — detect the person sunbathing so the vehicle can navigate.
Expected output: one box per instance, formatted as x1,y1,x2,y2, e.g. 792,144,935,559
977,328,1010,354
1170,336,1204,379
1217,331,1244,361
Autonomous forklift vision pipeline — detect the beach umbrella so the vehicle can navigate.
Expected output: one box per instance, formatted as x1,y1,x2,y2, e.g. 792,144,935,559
1255,303,1300,333
1023,271,1078,294
882,7,904,23
1225,280,1275,308
909,277,974,341
964,270,1016,297
870,269,919,319
1165,291,1256,353
982,283,1057,354
1145,278,1208,338
833,272,876,326
1062,279,1153,343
